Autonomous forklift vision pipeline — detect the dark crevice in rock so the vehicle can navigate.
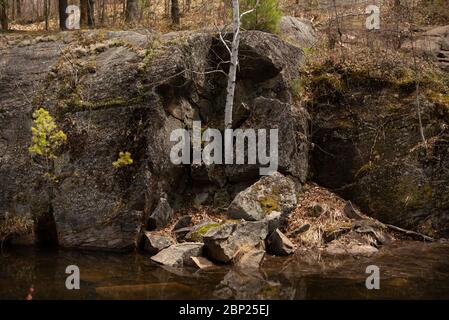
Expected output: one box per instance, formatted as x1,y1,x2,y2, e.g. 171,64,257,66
34,204,59,247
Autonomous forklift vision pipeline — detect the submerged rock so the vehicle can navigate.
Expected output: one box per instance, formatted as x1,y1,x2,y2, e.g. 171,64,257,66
228,172,298,221
150,243,204,267
214,270,295,300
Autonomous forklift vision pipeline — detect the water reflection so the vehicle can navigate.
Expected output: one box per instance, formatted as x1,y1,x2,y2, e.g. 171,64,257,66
0,241,448,299
214,270,296,300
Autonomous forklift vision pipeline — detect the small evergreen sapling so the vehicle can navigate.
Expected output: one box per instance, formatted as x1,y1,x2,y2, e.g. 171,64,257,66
29,108,67,162
113,151,134,168
240,0,282,33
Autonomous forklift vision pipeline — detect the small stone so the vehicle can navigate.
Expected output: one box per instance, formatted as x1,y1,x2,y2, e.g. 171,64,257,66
213,189,231,208
194,192,209,207
235,249,265,269
148,198,174,230
323,228,351,243
288,224,310,237
306,202,327,217
173,215,192,230
264,211,283,234
190,256,216,270
174,227,192,242
266,229,296,256
142,232,173,255
150,243,203,268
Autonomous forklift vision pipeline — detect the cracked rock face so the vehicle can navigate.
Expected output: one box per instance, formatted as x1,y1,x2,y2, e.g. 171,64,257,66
403,25,449,71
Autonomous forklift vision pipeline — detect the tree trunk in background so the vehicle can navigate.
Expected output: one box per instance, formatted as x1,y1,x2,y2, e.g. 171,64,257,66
171,0,180,25
44,0,49,30
16,0,20,19
80,0,88,27
0,0,8,30
80,0,95,28
125,0,138,23
184,0,191,12
11,0,15,21
59,0,68,30
221,0,228,25
165,0,170,18
100,0,106,26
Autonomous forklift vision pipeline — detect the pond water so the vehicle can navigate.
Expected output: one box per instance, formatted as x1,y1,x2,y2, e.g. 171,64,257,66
1,241,449,300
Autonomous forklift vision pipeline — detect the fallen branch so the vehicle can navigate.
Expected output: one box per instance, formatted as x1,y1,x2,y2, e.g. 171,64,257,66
385,224,435,242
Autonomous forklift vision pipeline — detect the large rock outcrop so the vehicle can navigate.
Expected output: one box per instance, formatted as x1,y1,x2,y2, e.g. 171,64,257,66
306,55,449,237
403,25,449,71
0,28,312,250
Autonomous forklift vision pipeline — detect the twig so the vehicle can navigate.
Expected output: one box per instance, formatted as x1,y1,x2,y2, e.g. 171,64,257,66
385,223,435,242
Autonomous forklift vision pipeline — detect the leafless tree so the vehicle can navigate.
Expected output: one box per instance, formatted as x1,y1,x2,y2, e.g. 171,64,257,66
81,0,95,28
171,0,180,25
126,0,139,23
59,0,68,30
223,0,259,129
0,0,8,30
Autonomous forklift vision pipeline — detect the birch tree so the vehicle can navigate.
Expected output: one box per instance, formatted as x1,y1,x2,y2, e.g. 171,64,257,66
224,0,259,129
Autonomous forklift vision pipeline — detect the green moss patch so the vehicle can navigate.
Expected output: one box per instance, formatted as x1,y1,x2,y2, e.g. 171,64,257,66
187,223,221,242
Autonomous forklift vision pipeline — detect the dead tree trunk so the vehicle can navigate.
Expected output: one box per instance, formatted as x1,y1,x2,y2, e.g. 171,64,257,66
16,0,20,19
0,0,8,30
125,0,138,23
81,0,95,28
59,0,68,30
44,0,49,30
171,0,180,25
224,0,259,129
224,0,240,129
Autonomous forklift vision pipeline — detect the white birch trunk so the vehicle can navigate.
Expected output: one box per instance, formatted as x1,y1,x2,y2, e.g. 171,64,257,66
224,0,240,129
